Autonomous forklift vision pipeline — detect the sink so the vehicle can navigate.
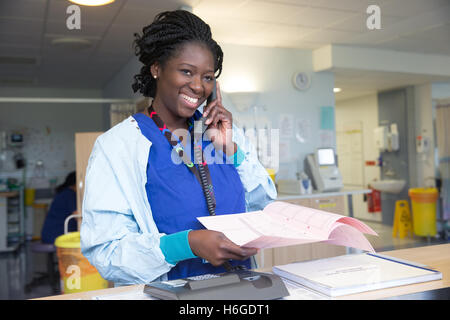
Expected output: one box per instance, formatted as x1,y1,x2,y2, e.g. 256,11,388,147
370,180,406,194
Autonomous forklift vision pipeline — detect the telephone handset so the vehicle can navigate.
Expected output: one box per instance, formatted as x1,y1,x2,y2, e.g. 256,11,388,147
193,77,217,217
195,77,237,272
206,78,217,106
194,78,216,138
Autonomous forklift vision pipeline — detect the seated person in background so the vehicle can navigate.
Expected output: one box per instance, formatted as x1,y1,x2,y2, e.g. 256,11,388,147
41,171,77,244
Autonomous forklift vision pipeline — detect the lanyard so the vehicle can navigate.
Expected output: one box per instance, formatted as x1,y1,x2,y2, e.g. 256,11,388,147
147,105,245,272
147,105,216,214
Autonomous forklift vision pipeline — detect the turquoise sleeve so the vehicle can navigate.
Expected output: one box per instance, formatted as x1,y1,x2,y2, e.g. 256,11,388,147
226,144,246,167
159,230,197,265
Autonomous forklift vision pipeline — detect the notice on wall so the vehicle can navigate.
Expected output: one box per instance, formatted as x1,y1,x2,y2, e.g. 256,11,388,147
279,114,294,139
319,130,334,148
295,118,311,143
320,106,335,130
279,140,291,163
336,122,364,186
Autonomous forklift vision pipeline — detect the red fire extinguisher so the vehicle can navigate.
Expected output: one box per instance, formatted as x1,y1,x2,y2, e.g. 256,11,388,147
367,187,381,213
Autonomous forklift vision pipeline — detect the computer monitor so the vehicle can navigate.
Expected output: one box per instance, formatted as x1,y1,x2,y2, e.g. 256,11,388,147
317,148,335,166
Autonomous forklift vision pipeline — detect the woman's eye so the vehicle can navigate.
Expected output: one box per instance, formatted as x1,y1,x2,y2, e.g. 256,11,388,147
205,76,214,82
181,69,192,76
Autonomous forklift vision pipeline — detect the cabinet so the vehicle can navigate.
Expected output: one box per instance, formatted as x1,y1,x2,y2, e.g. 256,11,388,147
0,188,25,252
75,132,103,221
256,196,347,269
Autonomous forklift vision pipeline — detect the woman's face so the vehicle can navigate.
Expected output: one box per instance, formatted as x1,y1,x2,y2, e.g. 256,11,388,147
152,42,216,119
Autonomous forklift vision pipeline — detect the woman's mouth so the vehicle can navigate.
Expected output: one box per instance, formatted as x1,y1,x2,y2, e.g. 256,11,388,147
180,94,199,108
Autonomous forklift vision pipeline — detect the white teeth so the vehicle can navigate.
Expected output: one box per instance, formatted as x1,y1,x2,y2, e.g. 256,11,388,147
181,94,198,104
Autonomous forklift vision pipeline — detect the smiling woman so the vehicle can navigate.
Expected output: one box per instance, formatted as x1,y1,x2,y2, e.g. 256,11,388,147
131,10,223,100
80,9,277,286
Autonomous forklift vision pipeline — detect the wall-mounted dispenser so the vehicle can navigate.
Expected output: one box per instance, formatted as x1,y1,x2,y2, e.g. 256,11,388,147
416,135,430,154
374,126,389,152
389,123,399,152
374,123,399,152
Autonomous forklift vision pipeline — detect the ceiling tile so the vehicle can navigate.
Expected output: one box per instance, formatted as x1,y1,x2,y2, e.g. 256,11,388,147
40,41,97,60
374,32,450,56
113,7,161,26
292,7,354,28
125,0,199,10
302,28,359,44
252,23,319,44
0,0,47,20
0,0,448,90
47,0,122,25
0,63,36,77
0,32,41,48
45,20,108,38
380,0,450,18
0,45,41,58
407,23,450,42
331,13,405,33
194,0,257,18
209,18,268,42
226,1,308,25
254,0,314,6
0,17,44,35
313,0,376,13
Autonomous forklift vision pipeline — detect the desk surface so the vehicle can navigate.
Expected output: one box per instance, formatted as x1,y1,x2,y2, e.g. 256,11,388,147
36,243,450,300
277,188,372,201
0,191,19,198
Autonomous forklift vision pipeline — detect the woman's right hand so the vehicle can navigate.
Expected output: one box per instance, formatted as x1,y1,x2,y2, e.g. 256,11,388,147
188,230,257,267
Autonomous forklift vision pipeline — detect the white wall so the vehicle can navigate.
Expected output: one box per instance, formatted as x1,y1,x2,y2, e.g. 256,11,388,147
409,82,450,188
103,57,142,100
414,84,436,187
0,86,104,187
220,44,335,180
432,82,450,100
335,93,382,222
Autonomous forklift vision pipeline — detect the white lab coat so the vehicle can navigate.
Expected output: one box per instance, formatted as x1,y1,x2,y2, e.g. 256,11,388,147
80,116,276,285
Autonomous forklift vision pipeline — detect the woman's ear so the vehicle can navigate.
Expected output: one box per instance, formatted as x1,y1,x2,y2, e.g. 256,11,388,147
150,63,160,80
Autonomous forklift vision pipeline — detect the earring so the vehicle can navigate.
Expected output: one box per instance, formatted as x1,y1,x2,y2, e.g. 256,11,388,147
153,75,157,79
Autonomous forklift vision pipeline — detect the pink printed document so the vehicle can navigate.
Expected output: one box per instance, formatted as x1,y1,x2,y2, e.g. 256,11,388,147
197,201,378,252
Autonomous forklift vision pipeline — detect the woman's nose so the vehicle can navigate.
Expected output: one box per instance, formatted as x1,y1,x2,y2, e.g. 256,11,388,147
189,75,203,94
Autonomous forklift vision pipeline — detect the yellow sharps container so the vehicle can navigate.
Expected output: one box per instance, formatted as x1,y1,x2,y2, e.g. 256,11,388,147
54,232,108,294
408,188,439,237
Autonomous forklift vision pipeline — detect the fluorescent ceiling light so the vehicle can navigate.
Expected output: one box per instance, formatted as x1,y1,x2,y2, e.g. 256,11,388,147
69,0,115,6
333,87,342,93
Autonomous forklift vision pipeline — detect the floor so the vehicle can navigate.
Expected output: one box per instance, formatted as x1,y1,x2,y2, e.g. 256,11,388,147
0,220,448,300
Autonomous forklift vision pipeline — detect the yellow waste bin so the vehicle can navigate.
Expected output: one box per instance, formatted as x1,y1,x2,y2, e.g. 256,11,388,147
408,188,439,237
266,168,276,184
55,231,108,294
24,188,35,206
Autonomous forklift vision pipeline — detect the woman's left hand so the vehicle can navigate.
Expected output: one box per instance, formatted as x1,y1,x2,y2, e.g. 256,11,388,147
202,81,236,155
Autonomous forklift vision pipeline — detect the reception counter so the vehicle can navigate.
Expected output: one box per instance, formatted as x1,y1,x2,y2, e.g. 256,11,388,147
35,243,449,300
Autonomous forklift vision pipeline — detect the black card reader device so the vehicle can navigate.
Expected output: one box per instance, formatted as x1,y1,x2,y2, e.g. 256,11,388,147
144,270,289,300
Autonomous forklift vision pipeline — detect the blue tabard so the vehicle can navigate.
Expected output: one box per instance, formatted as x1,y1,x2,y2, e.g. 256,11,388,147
133,112,251,280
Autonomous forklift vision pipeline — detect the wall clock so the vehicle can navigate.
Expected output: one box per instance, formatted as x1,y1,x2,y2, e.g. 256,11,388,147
292,72,311,91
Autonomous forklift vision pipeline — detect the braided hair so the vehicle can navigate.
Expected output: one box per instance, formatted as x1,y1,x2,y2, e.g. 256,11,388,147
132,10,223,98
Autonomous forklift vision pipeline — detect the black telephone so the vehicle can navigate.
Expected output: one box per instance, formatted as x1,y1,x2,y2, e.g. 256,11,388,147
144,269,290,300
194,77,218,217
195,78,217,135
206,78,217,106
194,78,215,140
